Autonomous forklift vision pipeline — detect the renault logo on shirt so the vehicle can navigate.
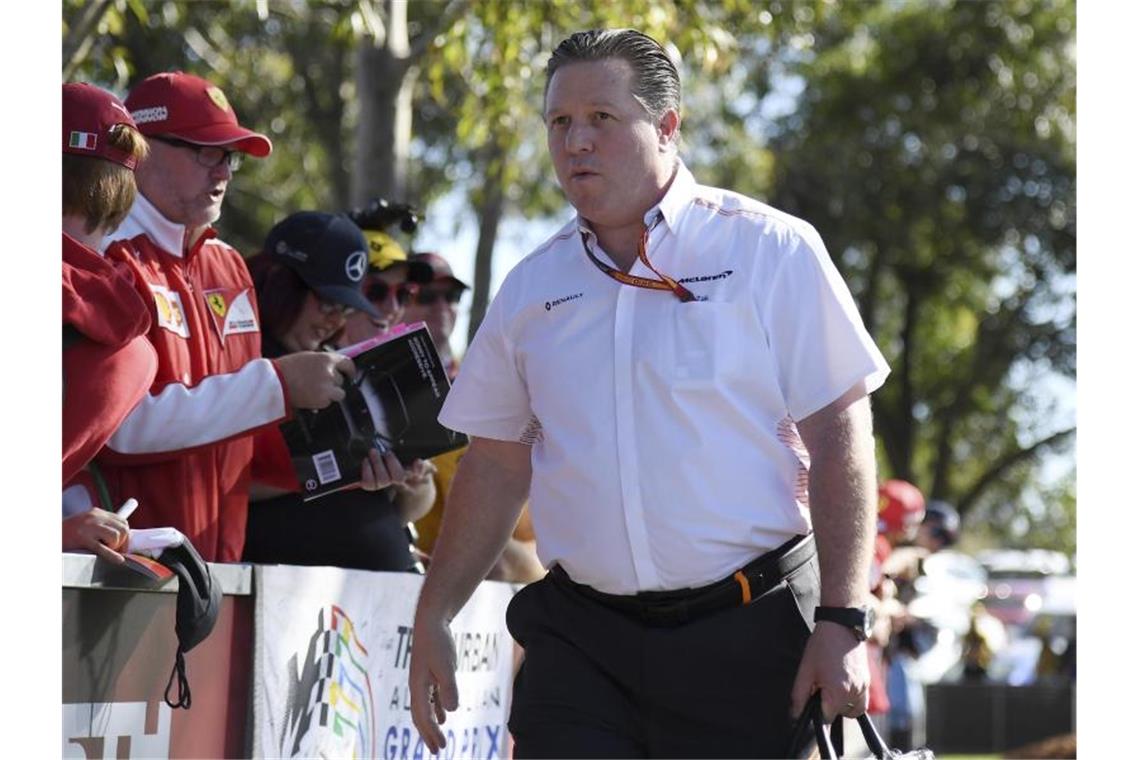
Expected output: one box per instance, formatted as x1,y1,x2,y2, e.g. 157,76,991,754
545,292,583,311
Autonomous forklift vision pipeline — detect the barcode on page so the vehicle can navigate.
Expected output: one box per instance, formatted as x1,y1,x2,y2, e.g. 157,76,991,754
313,450,341,484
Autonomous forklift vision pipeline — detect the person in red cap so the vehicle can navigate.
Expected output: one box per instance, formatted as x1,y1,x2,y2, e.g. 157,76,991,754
96,72,403,562
61,82,157,563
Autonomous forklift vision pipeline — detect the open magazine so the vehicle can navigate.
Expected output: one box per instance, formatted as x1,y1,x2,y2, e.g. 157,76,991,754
280,322,468,501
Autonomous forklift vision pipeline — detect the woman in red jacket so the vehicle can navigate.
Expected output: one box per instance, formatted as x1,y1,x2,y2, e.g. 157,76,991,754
61,83,156,563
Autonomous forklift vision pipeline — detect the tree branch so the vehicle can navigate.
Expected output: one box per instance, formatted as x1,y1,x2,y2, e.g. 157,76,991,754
956,427,1075,517
63,0,115,79
408,0,472,61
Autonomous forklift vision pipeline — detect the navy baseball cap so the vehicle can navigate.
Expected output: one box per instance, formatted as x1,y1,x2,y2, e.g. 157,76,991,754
265,212,380,318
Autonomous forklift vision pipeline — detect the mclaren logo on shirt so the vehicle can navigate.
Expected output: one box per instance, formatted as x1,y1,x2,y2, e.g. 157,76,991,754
677,269,734,284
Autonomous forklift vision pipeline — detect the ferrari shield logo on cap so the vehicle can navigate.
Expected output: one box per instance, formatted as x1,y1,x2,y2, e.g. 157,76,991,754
206,86,231,113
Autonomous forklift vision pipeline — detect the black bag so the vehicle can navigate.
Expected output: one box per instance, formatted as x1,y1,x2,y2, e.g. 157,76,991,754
788,692,935,759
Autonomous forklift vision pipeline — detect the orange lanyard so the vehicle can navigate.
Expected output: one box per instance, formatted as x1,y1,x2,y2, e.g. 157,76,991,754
580,216,696,303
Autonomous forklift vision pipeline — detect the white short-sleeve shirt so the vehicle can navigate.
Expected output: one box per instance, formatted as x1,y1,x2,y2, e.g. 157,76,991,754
440,163,889,594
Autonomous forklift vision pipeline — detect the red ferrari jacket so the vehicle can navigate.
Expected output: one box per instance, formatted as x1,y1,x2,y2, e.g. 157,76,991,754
62,232,157,487
96,195,291,561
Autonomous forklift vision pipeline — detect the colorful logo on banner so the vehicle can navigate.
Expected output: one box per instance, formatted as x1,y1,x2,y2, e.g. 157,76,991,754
280,605,377,758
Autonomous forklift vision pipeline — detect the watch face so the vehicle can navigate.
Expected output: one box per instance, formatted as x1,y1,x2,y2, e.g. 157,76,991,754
862,606,876,638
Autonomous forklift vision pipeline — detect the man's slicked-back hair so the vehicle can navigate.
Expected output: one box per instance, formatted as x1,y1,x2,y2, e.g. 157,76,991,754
545,28,681,122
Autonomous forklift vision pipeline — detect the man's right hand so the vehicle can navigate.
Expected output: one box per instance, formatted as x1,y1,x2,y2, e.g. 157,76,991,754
275,352,355,411
409,614,460,755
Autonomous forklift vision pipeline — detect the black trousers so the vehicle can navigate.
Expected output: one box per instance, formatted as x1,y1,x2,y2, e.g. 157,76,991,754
505,553,821,758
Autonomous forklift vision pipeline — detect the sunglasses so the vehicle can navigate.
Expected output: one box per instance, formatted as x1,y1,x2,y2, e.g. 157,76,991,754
150,135,244,171
365,280,414,306
410,286,464,306
316,298,355,318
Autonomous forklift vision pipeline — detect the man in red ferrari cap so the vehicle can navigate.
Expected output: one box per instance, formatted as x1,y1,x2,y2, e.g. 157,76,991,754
62,82,156,563
97,72,404,562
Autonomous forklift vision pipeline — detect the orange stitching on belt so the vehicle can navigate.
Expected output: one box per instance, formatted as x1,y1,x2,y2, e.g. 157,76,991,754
734,571,752,604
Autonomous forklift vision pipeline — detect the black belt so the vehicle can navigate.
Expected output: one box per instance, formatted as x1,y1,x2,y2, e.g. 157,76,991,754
549,534,816,627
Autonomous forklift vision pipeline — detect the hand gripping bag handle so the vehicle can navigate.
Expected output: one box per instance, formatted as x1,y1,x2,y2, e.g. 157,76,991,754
788,691,896,759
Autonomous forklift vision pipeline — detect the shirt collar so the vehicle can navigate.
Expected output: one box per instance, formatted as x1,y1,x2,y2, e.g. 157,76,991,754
574,158,698,242
649,159,697,235
133,193,187,255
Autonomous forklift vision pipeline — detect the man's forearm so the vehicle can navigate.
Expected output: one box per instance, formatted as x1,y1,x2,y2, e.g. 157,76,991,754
799,392,878,608
415,437,532,622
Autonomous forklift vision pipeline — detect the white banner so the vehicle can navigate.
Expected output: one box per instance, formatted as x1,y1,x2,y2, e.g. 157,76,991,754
252,567,516,759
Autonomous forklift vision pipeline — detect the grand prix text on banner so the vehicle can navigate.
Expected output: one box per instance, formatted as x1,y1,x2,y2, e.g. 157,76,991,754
252,567,516,759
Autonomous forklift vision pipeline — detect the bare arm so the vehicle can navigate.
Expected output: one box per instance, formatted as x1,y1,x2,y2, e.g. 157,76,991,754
487,538,546,583
789,384,879,722
409,436,532,754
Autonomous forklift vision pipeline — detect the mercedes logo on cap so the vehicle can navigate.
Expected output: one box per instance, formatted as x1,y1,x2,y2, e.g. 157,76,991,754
345,250,367,282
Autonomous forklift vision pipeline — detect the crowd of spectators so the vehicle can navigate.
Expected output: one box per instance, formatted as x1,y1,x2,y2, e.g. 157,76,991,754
61,73,540,583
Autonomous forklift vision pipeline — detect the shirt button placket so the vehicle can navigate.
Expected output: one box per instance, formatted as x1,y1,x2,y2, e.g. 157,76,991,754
613,285,660,591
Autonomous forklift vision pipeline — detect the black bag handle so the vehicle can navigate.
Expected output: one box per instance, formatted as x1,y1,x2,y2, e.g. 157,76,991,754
788,691,894,759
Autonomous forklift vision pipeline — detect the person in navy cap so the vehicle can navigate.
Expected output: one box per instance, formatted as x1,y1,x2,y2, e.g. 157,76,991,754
249,211,382,355
242,211,437,572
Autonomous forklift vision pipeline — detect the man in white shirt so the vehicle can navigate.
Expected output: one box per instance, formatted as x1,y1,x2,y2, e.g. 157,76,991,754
410,28,890,757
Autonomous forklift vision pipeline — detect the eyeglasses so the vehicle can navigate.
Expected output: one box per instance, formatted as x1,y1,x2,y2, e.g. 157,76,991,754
150,135,243,171
365,280,414,306
410,286,464,306
316,298,355,318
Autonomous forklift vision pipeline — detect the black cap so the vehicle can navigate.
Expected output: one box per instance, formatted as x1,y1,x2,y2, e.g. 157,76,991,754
265,211,381,319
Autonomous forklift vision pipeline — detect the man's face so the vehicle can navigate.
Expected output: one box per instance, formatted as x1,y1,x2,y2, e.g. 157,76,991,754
544,58,678,230
135,138,234,229
402,281,461,350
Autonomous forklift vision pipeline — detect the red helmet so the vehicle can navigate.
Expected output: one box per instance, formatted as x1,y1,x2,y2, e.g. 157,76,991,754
878,479,926,534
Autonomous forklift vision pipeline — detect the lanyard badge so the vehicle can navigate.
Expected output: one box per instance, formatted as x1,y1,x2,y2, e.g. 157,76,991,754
580,216,696,303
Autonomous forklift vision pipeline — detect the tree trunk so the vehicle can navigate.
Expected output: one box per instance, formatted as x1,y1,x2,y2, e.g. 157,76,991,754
467,152,506,345
352,0,413,205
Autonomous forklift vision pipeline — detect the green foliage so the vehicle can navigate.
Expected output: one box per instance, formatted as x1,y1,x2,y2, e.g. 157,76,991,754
761,0,1074,537
62,0,1076,552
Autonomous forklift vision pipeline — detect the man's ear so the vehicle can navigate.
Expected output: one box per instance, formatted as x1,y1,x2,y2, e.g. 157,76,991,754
657,109,680,151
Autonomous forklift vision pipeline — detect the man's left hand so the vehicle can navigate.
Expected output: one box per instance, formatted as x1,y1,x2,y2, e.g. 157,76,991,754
789,621,870,723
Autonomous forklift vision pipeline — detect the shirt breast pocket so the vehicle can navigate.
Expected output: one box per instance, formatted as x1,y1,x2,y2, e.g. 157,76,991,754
670,301,755,388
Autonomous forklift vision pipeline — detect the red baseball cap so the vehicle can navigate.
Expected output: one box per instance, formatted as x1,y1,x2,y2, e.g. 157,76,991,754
62,83,140,170
878,479,926,534
124,72,272,157
409,252,469,291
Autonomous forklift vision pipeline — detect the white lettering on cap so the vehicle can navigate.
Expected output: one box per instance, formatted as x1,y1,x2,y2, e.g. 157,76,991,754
131,106,169,124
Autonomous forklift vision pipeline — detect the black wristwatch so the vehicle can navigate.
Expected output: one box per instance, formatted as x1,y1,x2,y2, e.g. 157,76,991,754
814,606,875,642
